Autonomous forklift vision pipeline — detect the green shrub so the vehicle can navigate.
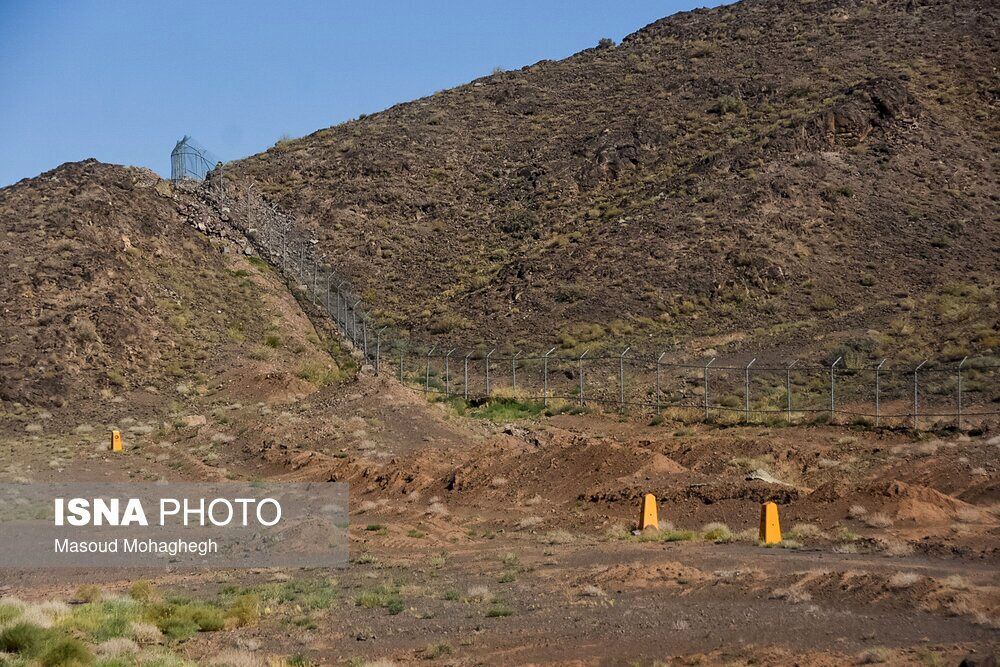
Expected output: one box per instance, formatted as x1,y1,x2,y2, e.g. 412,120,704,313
145,600,225,641
39,637,93,666
129,580,159,603
0,622,48,653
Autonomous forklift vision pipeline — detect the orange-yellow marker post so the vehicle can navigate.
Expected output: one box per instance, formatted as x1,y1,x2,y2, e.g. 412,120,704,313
639,493,659,531
111,430,122,453
759,501,781,544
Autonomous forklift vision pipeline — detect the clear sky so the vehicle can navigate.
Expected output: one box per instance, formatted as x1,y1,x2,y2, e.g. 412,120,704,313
0,0,726,187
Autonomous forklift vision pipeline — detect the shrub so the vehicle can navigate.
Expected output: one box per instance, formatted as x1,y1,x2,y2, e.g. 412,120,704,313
39,637,93,666
129,580,159,603
74,585,104,603
145,600,225,641
486,604,513,617
597,37,615,49
226,594,261,628
0,622,48,653
713,95,746,115
701,522,733,542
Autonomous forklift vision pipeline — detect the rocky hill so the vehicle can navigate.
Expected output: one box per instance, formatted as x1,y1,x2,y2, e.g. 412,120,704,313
0,160,345,414
229,0,998,362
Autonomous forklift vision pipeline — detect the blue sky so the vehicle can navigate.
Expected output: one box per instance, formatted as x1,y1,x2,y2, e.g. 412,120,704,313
0,1,725,187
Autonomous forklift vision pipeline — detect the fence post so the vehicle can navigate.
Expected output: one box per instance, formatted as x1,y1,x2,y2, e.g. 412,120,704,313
913,360,927,430
485,348,496,397
744,358,756,423
362,316,368,360
424,346,436,393
445,349,455,397
704,358,716,420
875,359,886,427
464,352,472,401
579,350,589,406
336,282,347,332
511,351,521,392
655,352,665,413
326,276,333,314
786,359,798,422
957,356,968,430
351,299,361,346
375,327,387,374
543,347,556,406
619,347,631,411
830,357,842,420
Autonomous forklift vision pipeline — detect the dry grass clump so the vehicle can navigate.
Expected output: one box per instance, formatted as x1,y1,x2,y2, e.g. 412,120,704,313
769,587,812,603
848,504,868,519
864,512,894,528
543,529,575,544
787,523,825,540
888,572,922,589
95,637,139,657
514,516,543,530
465,585,493,603
858,646,892,664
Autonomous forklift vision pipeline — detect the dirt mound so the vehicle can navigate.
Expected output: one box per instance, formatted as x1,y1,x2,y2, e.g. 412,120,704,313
226,0,999,362
870,479,975,525
0,160,342,418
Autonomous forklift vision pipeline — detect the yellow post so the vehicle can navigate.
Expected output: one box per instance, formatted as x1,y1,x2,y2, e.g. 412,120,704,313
759,501,781,544
639,493,659,531
111,430,122,453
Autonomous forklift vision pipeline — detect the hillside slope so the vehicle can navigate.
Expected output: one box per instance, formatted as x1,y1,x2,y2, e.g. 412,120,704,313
229,0,999,361
0,160,345,414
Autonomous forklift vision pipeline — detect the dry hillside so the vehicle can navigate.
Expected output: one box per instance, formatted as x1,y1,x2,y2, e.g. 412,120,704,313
229,0,999,362
0,160,347,414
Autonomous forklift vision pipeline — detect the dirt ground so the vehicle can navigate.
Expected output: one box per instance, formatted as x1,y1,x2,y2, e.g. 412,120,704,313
1,365,997,666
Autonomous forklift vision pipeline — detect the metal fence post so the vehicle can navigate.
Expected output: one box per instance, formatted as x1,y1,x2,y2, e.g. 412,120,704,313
485,348,496,398
957,356,968,430
744,358,756,423
578,350,589,406
786,359,798,422
425,346,436,393
336,282,346,331
445,349,455,397
375,327,387,374
830,357,842,419
875,359,886,427
913,360,927,429
362,317,368,360
464,352,472,401
704,358,716,419
543,347,556,406
655,352,665,413
619,347,631,411
351,299,361,346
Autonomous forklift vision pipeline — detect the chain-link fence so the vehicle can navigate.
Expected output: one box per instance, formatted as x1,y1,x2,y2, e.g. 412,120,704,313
203,175,1000,431
171,136,219,182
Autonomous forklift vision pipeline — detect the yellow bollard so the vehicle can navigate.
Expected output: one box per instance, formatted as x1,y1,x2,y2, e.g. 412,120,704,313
111,430,122,453
639,493,659,531
759,501,781,544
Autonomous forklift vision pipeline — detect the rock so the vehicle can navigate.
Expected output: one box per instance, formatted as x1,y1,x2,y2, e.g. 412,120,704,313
25,423,42,434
